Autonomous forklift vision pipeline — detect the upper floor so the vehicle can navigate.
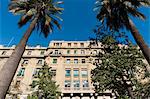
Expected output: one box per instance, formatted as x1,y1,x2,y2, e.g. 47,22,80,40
0,41,103,58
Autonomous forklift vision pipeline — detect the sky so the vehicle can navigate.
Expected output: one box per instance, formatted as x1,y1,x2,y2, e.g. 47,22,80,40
0,0,150,47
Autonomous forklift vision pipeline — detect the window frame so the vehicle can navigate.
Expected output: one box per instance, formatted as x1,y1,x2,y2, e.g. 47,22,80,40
52,59,57,64
74,59,78,64
73,69,79,77
27,51,32,55
81,69,88,77
81,59,85,63
64,80,71,87
17,68,25,77
65,69,71,77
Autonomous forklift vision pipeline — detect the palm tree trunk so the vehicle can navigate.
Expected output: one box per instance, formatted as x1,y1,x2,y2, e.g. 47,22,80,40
128,20,150,65
0,14,39,99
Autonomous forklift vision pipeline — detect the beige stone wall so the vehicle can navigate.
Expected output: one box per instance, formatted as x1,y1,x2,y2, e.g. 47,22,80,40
0,41,112,99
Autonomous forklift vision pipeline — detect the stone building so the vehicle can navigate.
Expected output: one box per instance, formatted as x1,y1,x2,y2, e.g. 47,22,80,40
0,41,112,99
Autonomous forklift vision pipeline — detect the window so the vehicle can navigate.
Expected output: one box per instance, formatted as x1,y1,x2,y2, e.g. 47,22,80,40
60,43,62,46
65,70,71,77
93,50,97,54
74,43,77,47
17,68,25,77
80,43,84,47
81,70,88,77
53,59,57,64
95,59,99,63
40,50,45,55
67,50,70,54
81,59,85,63
82,80,89,87
74,80,80,87
81,50,85,54
56,43,59,47
53,43,56,46
37,59,43,65
33,68,40,77
68,43,71,47
1,51,6,55
74,50,77,54
64,80,71,87
66,59,70,64
74,59,78,64
22,60,28,64
54,50,59,55
31,80,36,88
14,80,20,89
74,70,79,77
51,69,56,76
27,51,32,55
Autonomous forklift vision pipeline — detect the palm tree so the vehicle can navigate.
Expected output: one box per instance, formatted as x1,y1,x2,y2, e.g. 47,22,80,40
0,0,63,98
95,0,150,64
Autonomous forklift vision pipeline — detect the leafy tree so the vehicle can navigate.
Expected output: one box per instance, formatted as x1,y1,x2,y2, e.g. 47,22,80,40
91,29,150,99
94,0,150,64
0,0,63,98
28,63,60,99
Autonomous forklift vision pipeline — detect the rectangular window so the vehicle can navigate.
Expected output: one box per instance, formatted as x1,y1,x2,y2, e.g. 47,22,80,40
81,59,85,63
53,43,56,46
55,43,62,47
68,43,71,47
17,68,25,77
81,50,85,54
74,70,79,77
1,51,6,55
56,43,59,47
80,43,84,47
74,59,78,64
14,80,20,89
67,50,70,54
53,59,57,64
65,70,71,77
64,80,71,87
54,50,59,55
22,60,28,65
74,43,77,47
40,50,45,55
82,80,89,87
37,59,43,65
31,80,36,88
95,59,99,63
74,50,77,54
27,51,32,55
66,59,70,64
51,69,56,76
74,80,80,87
60,43,62,46
81,70,88,77
93,50,97,54
33,68,40,77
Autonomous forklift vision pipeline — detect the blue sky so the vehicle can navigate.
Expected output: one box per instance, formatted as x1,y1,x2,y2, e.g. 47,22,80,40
0,0,150,47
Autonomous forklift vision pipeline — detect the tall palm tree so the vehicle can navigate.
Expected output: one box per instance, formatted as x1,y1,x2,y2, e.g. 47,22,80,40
95,0,150,64
0,0,63,98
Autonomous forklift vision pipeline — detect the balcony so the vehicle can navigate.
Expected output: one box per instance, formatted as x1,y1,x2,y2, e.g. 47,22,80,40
62,87,95,93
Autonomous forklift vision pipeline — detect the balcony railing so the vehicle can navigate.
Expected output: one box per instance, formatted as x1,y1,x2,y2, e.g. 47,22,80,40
63,87,93,90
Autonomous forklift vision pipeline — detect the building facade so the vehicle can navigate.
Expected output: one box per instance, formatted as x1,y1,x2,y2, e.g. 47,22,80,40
0,41,112,99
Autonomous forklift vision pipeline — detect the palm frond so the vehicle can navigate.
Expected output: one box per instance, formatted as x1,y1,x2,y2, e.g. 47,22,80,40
18,9,36,27
18,14,33,27
9,0,63,37
95,0,149,31
127,6,146,20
